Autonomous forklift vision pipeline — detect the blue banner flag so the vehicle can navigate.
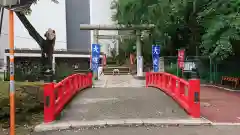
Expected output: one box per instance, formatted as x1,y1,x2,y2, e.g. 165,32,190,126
152,45,160,56
152,45,160,72
91,44,101,71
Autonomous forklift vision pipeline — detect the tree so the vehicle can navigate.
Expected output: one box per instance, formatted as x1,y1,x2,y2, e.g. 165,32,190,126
198,0,240,60
111,0,240,61
15,0,59,72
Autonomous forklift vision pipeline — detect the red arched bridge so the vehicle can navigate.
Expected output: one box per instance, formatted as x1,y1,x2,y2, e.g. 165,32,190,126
43,72,200,124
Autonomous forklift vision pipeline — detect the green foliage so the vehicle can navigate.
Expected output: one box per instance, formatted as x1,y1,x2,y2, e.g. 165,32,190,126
21,0,59,15
55,63,74,82
116,48,127,65
111,0,240,61
165,63,178,76
197,0,240,60
119,37,136,53
110,48,117,60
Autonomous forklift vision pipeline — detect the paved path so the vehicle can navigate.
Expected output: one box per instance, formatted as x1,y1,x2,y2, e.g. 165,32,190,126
34,75,210,133
59,75,186,121
200,86,240,123
61,87,188,121
93,75,145,88
32,126,240,135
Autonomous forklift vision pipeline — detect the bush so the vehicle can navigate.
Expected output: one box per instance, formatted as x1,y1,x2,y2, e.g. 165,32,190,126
165,63,178,76
55,63,74,82
0,81,44,127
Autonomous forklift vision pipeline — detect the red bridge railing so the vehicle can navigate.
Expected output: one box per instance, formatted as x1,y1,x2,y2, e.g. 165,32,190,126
146,72,200,118
44,73,92,123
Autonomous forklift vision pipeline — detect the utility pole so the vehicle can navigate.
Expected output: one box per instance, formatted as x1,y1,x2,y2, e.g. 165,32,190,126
0,1,36,135
9,9,15,135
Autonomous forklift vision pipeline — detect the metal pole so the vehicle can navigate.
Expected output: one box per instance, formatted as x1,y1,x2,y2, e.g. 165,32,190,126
209,56,212,84
9,10,15,135
136,30,143,76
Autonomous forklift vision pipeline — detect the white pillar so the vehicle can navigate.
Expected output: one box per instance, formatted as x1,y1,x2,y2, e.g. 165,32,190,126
52,55,56,73
136,30,143,76
93,30,99,44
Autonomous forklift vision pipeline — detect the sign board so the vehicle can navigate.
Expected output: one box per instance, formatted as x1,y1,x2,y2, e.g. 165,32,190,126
184,61,196,71
178,49,185,69
137,56,143,70
91,44,101,72
137,56,143,76
159,57,165,72
98,66,103,78
152,45,160,72
130,53,135,65
102,54,106,66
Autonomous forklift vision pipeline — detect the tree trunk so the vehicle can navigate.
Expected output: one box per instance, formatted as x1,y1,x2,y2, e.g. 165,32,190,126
15,12,54,79
0,7,4,35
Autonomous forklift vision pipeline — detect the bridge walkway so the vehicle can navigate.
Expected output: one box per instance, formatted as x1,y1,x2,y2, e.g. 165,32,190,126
35,75,208,133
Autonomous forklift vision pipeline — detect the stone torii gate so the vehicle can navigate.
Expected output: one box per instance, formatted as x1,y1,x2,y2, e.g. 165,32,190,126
79,24,155,77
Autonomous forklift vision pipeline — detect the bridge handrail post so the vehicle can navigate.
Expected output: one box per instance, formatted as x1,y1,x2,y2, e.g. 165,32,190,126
80,75,83,89
156,73,159,87
159,73,162,88
162,74,166,89
150,72,152,85
152,73,155,85
171,77,176,93
44,83,55,123
77,75,80,90
88,72,93,87
83,75,86,88
73,75,78,94
80,74,83,88
155,73,158,85
188,79,200,118
145,72,149,87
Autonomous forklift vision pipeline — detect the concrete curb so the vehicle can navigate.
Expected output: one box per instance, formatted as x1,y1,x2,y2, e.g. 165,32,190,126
132,75,145,80
201,84,240,92
34,118,211,132
211,123,240,126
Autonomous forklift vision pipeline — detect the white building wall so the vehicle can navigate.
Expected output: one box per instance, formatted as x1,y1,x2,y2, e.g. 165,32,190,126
0,0,67,51
14,0,67,50
0,0,118,64
90,0,118,56
0,9,9,65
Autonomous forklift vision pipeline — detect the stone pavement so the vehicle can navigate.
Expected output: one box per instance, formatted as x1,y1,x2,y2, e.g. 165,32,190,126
93,75,145,88
32,126,240,135
60,87,188,121
200,86,240,123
